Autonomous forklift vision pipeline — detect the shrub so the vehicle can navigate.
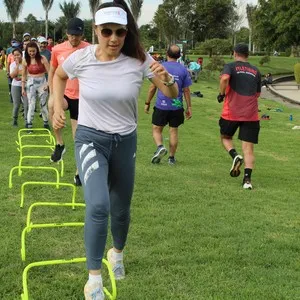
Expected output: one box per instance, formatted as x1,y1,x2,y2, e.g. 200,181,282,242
259,55,270,66
294,63,300,84
205,56,226,72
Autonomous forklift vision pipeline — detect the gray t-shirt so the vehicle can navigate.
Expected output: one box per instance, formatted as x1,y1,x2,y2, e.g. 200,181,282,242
62,45,154,135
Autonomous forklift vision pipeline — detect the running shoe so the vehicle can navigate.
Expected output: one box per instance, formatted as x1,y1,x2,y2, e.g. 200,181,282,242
43,122,50,130
84,281,104,300
50,144,66,162
230,155,243,177
168,157,176,165
107,248,125,280
151,146,167,164
243,179,253,190
74,174,82,186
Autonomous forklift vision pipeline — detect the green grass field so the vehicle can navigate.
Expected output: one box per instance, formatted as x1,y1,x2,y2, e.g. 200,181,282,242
1,56,300,300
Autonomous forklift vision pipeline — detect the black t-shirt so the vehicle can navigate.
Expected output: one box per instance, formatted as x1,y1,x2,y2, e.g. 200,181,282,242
221,61,261,121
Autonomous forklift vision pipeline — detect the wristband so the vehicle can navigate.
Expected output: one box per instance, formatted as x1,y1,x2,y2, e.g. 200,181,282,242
145,102,150,105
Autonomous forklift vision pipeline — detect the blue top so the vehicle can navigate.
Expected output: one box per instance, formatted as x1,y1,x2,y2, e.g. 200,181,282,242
155,61,192,111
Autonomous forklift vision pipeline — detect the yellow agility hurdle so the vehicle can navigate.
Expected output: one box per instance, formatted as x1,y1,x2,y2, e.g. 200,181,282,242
18,156,64,177
16,128,55,148
20,182,75,208
9,166,60,189
21,222,85,261
21,258,117,300
26,202,85,227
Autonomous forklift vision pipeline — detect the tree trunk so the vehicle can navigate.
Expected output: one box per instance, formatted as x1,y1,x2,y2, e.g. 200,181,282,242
45,11,49,38
248,27,252,53
92,23,95,44
13,21,16,38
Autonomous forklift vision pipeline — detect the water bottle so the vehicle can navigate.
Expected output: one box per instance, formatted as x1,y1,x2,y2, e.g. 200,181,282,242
289,114,293,121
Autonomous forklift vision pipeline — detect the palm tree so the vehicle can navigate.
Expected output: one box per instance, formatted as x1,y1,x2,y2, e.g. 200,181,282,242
88,0,100,44
128,0,143,22
59,1,81,21
4,0,25,38
41,0,54,38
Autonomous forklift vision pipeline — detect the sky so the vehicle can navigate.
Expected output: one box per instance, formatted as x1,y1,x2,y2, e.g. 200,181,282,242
0,0,258,27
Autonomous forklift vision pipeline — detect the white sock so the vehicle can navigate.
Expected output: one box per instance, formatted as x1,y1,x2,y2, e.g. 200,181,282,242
88,274,103,285
112,249,123,261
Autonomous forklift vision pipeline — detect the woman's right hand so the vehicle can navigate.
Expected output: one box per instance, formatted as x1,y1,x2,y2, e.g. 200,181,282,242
52,109,66,130
22,89,26,97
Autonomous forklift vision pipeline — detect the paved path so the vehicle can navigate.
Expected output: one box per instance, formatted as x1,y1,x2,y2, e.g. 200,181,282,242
269,81,300,105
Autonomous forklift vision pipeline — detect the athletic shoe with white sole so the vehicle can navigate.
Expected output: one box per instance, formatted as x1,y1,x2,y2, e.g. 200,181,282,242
243,180,253,190
230,155,243,177
151,146,167,164
107,248,125,280
84,281,104,300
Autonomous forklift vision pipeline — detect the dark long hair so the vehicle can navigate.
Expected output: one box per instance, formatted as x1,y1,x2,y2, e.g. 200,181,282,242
97,0,146,63
24,42,42,66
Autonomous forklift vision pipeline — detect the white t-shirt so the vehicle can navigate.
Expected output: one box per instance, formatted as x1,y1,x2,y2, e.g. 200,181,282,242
62,45,154,135
10,62,23,87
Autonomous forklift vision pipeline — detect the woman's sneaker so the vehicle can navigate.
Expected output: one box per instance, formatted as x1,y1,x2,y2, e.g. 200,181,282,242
84,281,104,300
151,146,167,164
107,248,125,280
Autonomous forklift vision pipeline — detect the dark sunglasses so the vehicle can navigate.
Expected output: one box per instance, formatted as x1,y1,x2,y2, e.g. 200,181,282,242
100,28,128,38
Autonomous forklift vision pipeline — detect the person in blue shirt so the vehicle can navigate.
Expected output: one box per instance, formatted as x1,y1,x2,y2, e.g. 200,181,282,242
145,44,192,165
188,60,201,82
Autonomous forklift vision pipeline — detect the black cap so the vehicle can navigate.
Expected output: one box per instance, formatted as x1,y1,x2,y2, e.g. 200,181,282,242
67,18,84,35
234,43,249,56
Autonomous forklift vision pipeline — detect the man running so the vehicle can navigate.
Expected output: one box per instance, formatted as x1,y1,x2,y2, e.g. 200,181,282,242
48,18,89,185
218,43,261,189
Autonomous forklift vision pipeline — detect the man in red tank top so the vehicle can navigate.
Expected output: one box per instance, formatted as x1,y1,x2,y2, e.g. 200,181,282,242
218,43,261,190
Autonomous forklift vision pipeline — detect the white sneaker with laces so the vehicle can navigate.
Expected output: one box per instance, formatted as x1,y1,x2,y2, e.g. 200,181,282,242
107,248,125,280
84,281,104,300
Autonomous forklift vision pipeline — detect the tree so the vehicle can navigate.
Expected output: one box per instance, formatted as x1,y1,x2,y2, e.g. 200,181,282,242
88,0,100,44
199,38,232,57
139,24,159,50
24,14,40,37
41,0,54,38
253,0,300,55
59,1,81,21
3,0,25,38
128,0,143,21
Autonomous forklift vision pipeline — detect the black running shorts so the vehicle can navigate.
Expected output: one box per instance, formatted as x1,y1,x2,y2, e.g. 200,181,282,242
152,107,184,128
64,95,79,120
219,117,260,144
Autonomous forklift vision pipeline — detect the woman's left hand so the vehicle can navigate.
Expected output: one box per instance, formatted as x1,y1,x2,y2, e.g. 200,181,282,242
149,61,171,83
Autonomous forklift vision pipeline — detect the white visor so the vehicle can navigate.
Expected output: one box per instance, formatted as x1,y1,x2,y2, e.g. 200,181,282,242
95,7,127,25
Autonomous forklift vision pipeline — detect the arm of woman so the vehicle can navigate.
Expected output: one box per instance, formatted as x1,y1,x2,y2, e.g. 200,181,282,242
42,56,50,74
10,62,19,78
52,65,68,130
21,62,27,96
148,61,178,98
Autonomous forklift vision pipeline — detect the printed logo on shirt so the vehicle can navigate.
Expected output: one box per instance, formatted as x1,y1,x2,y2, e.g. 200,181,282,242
235,65,257,77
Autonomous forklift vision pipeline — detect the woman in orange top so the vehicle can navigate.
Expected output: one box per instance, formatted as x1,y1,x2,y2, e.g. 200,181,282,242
22,41,50,129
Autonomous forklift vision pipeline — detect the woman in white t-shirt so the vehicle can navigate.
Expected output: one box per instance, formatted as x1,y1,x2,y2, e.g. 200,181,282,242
10,48,28,126
52,1,178,299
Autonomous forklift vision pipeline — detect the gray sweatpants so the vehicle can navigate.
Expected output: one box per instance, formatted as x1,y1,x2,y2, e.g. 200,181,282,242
75,125,137,270
11,85,28,124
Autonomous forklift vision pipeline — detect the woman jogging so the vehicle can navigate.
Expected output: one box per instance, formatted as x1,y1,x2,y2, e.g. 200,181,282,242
22,41,50,130
52,1,178,298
